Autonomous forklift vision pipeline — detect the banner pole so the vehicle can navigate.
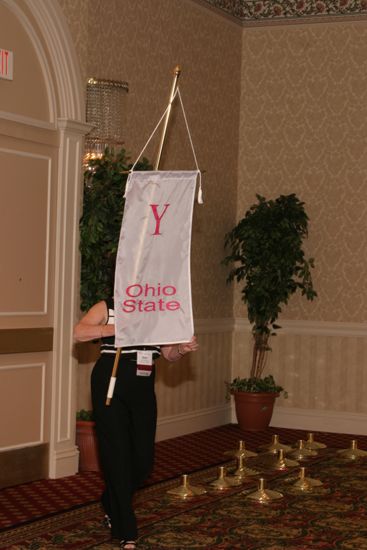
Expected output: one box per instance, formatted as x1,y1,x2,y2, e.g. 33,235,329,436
106,66,181,406
105,348,121,405
154,65,181,170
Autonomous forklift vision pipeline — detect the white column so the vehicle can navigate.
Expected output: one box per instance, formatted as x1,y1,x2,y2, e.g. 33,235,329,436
48,118,90,478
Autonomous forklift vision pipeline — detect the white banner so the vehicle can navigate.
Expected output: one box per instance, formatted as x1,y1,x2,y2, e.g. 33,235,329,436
114,170,198,347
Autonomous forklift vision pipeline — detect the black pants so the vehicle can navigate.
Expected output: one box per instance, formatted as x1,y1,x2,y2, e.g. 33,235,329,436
91,353,157,541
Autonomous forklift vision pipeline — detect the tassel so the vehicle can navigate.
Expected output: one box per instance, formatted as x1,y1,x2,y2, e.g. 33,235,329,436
197,172,203,204
124,172,132,198
198,186,203,204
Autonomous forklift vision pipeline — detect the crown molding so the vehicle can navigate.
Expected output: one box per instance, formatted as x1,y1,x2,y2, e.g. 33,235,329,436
196,0,367,26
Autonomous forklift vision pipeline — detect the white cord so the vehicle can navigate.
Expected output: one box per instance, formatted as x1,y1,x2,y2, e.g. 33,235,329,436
176,87,203,203
124,96,178,198
129,88,179,173
127,86,203,204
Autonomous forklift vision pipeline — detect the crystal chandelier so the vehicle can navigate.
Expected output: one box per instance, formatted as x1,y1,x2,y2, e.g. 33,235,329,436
84,77,129,165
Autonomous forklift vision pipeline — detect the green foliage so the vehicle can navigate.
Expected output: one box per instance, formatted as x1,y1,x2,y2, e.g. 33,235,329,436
79,148,152,311
226,375,286,396
76,409,94,421
223,193,317,380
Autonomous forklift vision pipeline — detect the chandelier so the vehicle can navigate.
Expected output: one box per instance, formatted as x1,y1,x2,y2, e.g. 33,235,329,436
84,77,129,165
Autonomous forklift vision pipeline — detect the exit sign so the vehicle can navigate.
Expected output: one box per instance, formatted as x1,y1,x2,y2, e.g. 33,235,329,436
0,49,13,80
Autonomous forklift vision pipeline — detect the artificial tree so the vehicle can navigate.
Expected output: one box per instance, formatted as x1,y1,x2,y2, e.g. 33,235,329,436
223,193,317,394
79,148,151,311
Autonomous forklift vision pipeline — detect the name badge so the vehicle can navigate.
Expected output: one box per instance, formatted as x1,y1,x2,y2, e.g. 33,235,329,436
137,351,153,366
136,350,153,377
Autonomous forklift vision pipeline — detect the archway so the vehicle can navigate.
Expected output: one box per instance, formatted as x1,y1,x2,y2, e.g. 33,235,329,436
0,0,88,483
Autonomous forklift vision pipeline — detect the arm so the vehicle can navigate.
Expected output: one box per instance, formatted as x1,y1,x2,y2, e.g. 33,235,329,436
73,301,115,342
161,335,199,363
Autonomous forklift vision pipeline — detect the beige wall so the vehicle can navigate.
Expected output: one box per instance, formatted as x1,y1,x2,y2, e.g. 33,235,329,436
59,0,242,320
237,20,367,323
0,3,49,121
1,2,366,483
234,19,367,432
59,1,367,435
59,0,241,432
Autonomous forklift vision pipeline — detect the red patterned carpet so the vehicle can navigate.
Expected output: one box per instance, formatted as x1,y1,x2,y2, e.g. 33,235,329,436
0,423,366,533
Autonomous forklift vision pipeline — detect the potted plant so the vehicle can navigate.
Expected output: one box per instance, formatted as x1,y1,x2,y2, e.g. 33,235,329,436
80,147,151,311
75,409,101,472
223,193,317,431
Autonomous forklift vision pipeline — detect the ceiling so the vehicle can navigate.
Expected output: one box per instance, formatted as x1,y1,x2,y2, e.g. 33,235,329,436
199,0,367,25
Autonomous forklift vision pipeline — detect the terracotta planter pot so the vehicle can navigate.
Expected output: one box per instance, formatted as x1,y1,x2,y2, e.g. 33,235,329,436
75,420,101,472
233,391,279,432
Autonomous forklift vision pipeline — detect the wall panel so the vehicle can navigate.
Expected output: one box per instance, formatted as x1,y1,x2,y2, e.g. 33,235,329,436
0,356,48,450
0,148,51,315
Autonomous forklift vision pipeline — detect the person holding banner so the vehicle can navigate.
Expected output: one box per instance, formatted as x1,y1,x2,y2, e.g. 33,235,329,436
74,297,198,550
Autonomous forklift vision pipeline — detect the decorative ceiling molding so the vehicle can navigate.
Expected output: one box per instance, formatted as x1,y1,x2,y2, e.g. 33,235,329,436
201,0,367,25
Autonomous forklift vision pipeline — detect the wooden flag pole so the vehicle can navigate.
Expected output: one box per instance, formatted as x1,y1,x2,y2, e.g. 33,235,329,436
154,65,181,170
105,347,121,405
105,66,181,406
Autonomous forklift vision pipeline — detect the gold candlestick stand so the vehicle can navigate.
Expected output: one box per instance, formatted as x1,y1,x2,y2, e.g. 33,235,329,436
210,466,240,490
232,454,259,481
304,432,326,450
292,467,322,492
167,474,207,499
224,440,257,459
260,434,292,454
273,449,299,470
337,440,367,460
246,478,283,502
289,440,318,461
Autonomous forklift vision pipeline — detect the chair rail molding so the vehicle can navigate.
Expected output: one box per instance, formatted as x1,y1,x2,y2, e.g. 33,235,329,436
234,317,367,337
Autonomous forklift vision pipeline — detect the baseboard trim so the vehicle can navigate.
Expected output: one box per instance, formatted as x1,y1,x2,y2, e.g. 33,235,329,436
0,444,48,489
156,404,232,441
271,406,367,436
48,445,79,479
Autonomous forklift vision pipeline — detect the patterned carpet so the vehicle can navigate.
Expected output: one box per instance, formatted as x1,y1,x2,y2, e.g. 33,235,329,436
1,424,367,548
0,471,104,530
